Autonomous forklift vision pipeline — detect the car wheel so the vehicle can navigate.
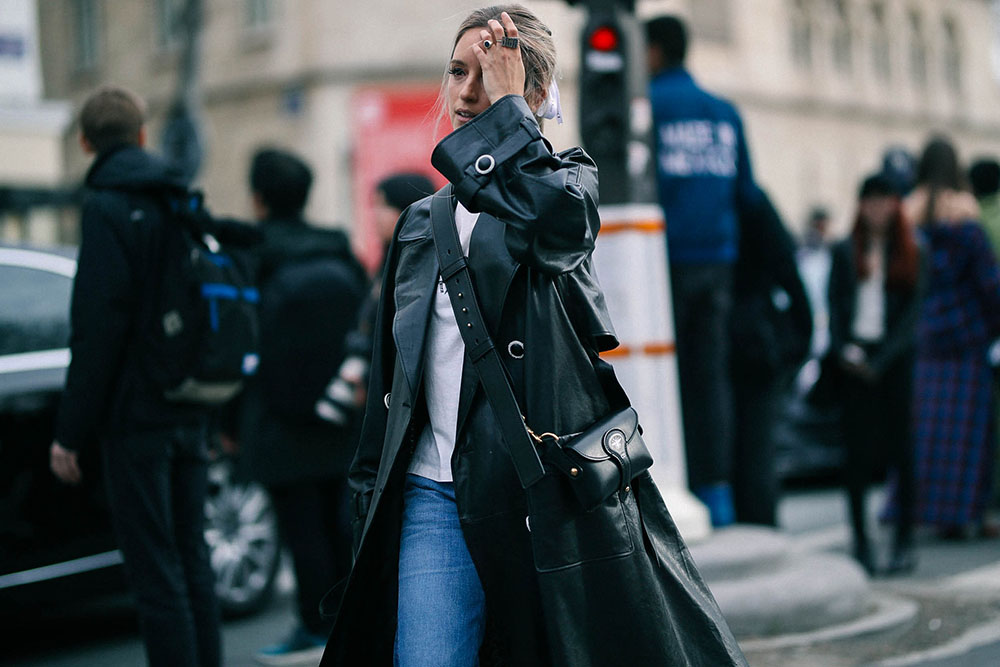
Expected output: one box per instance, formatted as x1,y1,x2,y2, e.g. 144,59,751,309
203,460,281,617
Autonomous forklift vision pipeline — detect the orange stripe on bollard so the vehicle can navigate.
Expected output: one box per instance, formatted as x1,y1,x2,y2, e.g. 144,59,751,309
599,220,666,235
643,342,676,356
599,345,633,358
600,342,675,359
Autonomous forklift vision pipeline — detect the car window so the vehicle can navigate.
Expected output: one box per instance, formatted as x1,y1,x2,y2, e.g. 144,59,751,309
0,265,73,355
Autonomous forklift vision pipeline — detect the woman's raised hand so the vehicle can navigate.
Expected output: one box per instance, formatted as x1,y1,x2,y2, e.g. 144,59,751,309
472,12,526,105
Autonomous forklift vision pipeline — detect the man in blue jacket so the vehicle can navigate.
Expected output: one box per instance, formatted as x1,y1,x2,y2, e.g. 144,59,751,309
646,16,760,526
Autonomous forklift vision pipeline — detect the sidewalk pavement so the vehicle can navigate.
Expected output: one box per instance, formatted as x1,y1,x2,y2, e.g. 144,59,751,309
690,486,1000,666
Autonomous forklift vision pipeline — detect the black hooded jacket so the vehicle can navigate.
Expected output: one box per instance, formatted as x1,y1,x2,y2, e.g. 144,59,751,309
235,217,367,487
55,145,205,453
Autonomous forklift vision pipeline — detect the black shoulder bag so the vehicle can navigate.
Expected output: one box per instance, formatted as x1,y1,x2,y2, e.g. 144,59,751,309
429,186,652,511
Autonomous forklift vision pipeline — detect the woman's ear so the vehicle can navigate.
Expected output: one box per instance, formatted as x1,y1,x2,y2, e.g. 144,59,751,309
526,86,548,115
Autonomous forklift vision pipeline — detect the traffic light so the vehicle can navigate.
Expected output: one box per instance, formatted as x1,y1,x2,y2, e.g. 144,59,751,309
579,13,630,203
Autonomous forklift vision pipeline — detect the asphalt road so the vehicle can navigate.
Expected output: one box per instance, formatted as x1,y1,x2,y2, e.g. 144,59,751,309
6,489,1000,666
5,571,303,667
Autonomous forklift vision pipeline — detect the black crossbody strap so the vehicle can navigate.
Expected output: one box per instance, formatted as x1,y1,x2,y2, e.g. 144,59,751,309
429,186,546,489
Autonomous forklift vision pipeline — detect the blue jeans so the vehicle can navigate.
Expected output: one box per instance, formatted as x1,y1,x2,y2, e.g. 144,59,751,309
395,474,486,667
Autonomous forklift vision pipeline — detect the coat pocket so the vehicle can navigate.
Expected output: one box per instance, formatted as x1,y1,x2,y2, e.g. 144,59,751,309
526,473,635,573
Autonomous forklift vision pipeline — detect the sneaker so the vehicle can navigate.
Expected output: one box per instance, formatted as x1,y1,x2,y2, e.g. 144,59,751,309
255,625,328,666
694,482,736,528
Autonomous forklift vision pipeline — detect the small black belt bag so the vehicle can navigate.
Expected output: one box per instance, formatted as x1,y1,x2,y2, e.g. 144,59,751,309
429,186,652,511
529,406,652,511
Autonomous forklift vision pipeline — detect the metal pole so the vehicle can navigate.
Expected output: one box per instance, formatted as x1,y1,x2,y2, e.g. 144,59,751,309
161,0,205,182
582,0,712,540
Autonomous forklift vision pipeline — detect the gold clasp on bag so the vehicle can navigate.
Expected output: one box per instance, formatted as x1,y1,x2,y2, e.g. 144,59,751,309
524,421,559,445
524,420,576,475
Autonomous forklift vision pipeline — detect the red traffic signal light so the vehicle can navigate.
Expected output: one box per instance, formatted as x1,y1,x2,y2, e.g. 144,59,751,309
588,25,620,52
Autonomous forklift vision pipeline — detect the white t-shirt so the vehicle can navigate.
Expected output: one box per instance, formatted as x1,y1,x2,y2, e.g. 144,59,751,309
408,202,480,482
852,239,886,343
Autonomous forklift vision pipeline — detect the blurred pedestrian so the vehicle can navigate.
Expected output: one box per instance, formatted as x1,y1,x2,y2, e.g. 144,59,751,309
969,158,1000,255
646,15,761,526
968,158,1000,512
322,6,746,666
233,148,367,664
798,206,834,363
881,145,918,198
802,206,832,252
887,137,1000,540
50,86,221,667
828,174,923,574
730,187,813,526
314,172,434,428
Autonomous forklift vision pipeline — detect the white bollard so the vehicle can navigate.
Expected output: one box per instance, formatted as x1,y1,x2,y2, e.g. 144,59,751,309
594,203,711,543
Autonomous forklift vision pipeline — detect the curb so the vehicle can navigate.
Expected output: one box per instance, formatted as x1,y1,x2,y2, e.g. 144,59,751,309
738,592,919,652
876,618,1000,666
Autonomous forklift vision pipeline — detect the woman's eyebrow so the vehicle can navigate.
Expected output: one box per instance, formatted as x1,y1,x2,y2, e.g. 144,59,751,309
449,59,466,68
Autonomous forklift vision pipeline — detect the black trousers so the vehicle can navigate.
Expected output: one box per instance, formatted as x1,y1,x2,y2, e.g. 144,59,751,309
732,375,780,526
268,476,352,636
671,263,735,489
102,424,221,667
840,351,916,549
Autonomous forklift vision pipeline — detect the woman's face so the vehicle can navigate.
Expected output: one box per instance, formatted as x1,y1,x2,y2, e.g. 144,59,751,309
446,28,494,130
859,194,897,233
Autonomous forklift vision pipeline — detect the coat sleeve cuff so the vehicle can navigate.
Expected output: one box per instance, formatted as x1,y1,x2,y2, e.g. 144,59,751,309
431,95,543,208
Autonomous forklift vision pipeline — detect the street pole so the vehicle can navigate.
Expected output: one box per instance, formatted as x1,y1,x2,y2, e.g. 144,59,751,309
576,0,711,540
161,0,205,182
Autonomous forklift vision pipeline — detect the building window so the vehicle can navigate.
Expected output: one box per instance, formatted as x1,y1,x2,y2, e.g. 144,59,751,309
908,10,927,89
245,0,273,30
73,0,100,70
156,0,185,51
790,0,813,70
870,1,890,82
830,0,853,74
942,17,962,92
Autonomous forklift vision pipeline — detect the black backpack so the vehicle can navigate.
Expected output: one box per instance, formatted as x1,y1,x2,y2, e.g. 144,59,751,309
142,190,260,405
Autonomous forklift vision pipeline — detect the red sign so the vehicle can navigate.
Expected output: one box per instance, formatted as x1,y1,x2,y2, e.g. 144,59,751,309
351,85,449,273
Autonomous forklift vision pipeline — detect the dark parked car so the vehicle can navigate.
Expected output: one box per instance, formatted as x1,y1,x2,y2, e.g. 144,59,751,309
0,245,281,616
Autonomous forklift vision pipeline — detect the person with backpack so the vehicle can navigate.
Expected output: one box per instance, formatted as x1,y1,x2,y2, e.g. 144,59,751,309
232,148,366,665
50,86,222,667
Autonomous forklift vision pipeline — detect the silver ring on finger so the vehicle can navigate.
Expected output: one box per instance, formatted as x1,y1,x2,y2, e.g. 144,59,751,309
483,39,493,49
500,36,519,49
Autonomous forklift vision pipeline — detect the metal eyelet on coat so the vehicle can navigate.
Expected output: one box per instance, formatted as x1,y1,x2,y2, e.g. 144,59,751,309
383,392,391,409
507,340,525,359
474,154,496,175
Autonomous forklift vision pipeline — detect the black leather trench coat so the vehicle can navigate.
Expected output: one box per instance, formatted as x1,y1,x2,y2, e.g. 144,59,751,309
321,96,746,666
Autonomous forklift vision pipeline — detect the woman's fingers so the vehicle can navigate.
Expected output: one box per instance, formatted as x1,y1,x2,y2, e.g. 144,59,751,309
488,18,504,42
476,12,526,104
500,11,518,39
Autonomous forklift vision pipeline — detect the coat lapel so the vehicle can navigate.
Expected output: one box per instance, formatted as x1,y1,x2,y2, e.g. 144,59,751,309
392,210,437,398
468,212,518,333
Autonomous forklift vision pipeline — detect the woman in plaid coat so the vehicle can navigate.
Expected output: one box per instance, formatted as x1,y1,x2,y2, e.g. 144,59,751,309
896,137,1000,537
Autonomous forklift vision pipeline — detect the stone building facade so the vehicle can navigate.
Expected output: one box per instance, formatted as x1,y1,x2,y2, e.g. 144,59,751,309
30,0,1000,243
